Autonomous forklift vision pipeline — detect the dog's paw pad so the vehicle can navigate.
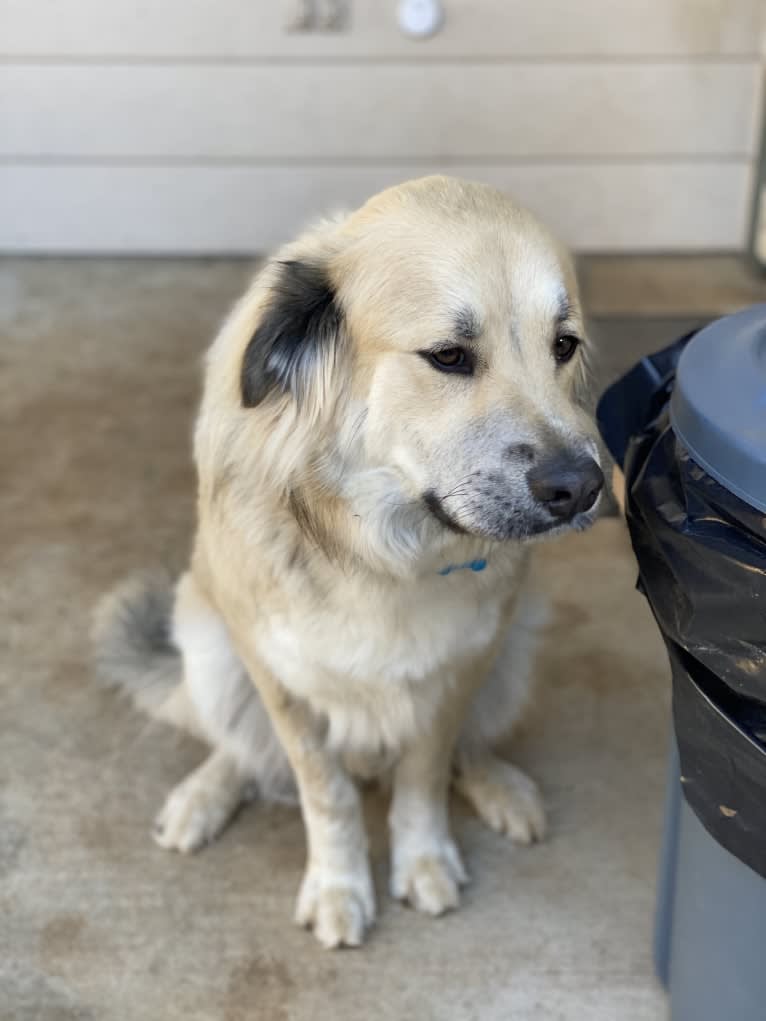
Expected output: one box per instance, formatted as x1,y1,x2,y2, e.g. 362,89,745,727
456,760,546,844
391,838,467,916
295,866,375,949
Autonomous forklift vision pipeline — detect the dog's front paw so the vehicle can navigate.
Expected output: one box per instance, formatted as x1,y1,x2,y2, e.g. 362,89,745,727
390,836,468,916
455,757,546,844
295,863,376,949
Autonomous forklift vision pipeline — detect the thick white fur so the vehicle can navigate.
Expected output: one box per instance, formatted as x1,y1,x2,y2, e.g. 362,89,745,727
158,563,548,939
101,177,602,949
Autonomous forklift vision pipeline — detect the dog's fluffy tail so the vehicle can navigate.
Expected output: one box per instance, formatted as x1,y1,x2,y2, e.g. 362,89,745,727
92,570,198,732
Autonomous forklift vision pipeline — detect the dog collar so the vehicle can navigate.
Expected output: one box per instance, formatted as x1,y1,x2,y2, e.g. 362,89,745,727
438,559,487,577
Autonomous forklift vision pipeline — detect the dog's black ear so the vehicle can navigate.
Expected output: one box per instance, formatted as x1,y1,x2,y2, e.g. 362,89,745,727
241,260,343,409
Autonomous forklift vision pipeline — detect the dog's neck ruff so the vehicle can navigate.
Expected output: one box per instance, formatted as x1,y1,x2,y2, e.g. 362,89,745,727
437,558,487,577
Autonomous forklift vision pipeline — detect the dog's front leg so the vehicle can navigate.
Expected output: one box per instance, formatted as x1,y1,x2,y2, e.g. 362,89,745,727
389,685,469,916
228,632,374,948
289,728,375,949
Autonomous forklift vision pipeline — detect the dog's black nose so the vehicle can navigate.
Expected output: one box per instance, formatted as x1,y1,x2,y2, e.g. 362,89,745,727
527,454,604,520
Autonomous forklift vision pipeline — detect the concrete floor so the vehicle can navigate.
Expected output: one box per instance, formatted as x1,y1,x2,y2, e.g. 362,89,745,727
2,256,735,1021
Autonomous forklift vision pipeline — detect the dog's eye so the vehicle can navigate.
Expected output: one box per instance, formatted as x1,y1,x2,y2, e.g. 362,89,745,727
424,347,473,374
553,335,580,363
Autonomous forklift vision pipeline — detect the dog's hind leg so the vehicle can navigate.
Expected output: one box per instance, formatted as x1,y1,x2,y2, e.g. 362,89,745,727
150,571,295,853
453,748,546,844
153,747,254,853
453,588,548,844
172,571,294,796
95,567,295,852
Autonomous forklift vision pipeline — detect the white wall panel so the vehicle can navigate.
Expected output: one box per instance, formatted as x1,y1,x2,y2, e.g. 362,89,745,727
1,0,762,58
2,0,761,251
1,63,759,159
0,162,750,253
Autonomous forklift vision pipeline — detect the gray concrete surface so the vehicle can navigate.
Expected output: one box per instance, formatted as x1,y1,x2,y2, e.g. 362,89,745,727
1,259,673,1021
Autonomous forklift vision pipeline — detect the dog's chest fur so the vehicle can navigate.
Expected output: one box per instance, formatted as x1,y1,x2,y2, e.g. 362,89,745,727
252,553,524,755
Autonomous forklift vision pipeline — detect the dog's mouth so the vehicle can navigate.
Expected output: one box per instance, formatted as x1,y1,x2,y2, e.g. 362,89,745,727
422,490,468,535
422,487,602,543
523,502,602,541
423,451,604,543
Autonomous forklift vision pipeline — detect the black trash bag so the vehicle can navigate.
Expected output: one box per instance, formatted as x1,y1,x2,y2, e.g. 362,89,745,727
598,334,766,878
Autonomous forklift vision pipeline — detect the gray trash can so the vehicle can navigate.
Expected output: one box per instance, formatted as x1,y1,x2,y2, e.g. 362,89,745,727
598,304,766,1021
655,741,766,1021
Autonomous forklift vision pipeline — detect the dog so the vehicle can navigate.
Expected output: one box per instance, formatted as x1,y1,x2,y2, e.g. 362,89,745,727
93,176,603,949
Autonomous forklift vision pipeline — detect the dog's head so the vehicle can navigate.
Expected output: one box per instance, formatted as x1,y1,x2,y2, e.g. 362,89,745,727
235,177,602,564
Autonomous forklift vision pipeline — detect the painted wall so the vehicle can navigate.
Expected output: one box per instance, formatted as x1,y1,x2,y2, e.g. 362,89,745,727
1,0,764,252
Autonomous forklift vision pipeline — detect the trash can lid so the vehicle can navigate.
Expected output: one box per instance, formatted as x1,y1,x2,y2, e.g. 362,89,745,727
670,304,766,514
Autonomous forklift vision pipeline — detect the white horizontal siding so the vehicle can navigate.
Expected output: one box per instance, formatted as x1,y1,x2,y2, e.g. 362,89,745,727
2,0,762,252
0,162,750,253
1,63,760,160
1,0,762,58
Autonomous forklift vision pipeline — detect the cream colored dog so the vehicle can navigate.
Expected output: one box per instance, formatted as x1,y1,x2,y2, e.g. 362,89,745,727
94,176,603,949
